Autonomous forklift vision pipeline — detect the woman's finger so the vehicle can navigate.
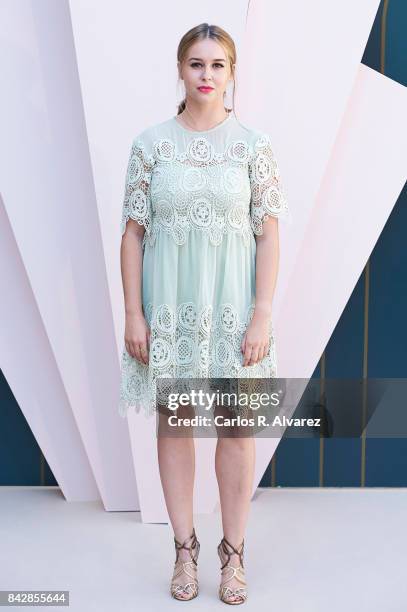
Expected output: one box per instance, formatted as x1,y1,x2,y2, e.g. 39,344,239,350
249,345,260,365
256,346,263,363
139,344,148,365
244,344,253,367
127,341,137,359
134,343,146,365
241,333,246,355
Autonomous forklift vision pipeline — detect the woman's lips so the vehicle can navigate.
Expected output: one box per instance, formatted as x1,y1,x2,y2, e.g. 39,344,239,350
198,86,214,92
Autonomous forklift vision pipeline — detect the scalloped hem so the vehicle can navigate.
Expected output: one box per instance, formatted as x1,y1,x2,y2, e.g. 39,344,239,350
118,396,157,419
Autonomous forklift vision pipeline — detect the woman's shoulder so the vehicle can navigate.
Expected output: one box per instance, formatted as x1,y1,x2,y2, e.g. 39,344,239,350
230,115,273,149
132,117,174,146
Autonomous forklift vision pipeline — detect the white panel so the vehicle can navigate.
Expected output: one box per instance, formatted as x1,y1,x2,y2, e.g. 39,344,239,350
277,64,407,377
238,0,381,314
69,0,398,521
0,0,137,508
0,199,98,500
246,3,406,487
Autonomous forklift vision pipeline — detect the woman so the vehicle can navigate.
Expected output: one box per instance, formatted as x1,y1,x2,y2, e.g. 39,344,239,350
119,23,289,605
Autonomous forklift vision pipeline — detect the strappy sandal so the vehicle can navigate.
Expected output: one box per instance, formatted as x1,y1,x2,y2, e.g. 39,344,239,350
170,527,200,601
217,536,247,605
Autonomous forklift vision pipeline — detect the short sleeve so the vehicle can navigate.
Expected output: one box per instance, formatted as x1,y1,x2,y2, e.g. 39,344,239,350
248,133,291,235
120,136,155,237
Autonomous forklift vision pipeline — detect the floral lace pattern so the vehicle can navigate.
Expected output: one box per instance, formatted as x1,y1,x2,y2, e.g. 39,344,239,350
119,121,289,419
120,133,289,248
120,140,155,248
119,301,277,418
249,134,290,235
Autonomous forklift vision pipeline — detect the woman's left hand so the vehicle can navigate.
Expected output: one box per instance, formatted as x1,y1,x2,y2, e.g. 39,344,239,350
241,314,271,366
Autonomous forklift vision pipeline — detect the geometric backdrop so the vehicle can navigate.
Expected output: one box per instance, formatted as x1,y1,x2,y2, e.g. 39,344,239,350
1,0,406,507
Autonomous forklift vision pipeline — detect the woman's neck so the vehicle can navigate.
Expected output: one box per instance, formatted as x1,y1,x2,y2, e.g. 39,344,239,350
177,104,229,131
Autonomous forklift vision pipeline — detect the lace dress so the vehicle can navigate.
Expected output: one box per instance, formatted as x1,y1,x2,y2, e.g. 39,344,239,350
118,110,290,417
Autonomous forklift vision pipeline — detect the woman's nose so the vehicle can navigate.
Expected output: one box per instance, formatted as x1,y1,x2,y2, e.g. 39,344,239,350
202,66,213,80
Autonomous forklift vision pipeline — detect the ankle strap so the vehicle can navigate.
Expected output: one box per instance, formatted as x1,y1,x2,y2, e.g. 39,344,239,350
218,536,245,570
174,528,200,565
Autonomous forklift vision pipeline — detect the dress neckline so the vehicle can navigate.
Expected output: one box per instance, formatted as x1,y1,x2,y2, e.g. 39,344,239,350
172,110,234,134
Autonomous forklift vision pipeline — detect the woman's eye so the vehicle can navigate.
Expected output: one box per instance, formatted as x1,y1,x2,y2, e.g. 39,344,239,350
190,62,225,69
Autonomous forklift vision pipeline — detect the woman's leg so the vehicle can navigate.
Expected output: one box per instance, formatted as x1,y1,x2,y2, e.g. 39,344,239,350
157,436,195,540
157,407,197,598
215,428,255,602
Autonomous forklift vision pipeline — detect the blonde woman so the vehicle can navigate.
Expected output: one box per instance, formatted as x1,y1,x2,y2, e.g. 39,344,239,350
119,23,289,605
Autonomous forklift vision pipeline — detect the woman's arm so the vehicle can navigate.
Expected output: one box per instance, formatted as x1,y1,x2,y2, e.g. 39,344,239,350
253,216,279,320
241,217,279,366
120,220,150,364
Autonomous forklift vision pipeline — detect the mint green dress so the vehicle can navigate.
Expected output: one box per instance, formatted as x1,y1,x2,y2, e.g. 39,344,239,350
119,110,290,417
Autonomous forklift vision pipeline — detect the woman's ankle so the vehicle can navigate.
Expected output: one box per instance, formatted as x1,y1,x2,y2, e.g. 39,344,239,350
174,527,194,543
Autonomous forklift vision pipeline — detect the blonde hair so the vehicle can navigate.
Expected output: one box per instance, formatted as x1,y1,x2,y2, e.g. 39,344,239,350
176,23,237,115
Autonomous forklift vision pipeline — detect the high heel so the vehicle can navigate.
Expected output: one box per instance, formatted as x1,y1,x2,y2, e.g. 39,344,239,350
217,536,247,605
170,527,200,601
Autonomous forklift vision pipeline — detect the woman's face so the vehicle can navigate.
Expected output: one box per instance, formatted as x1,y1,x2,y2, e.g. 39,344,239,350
178,39,233,107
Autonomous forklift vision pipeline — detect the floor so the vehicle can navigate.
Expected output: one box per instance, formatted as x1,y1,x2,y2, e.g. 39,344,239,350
0,487,406,612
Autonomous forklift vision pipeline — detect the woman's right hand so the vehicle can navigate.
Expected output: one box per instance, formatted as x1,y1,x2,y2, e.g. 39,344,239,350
124,313,150,365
